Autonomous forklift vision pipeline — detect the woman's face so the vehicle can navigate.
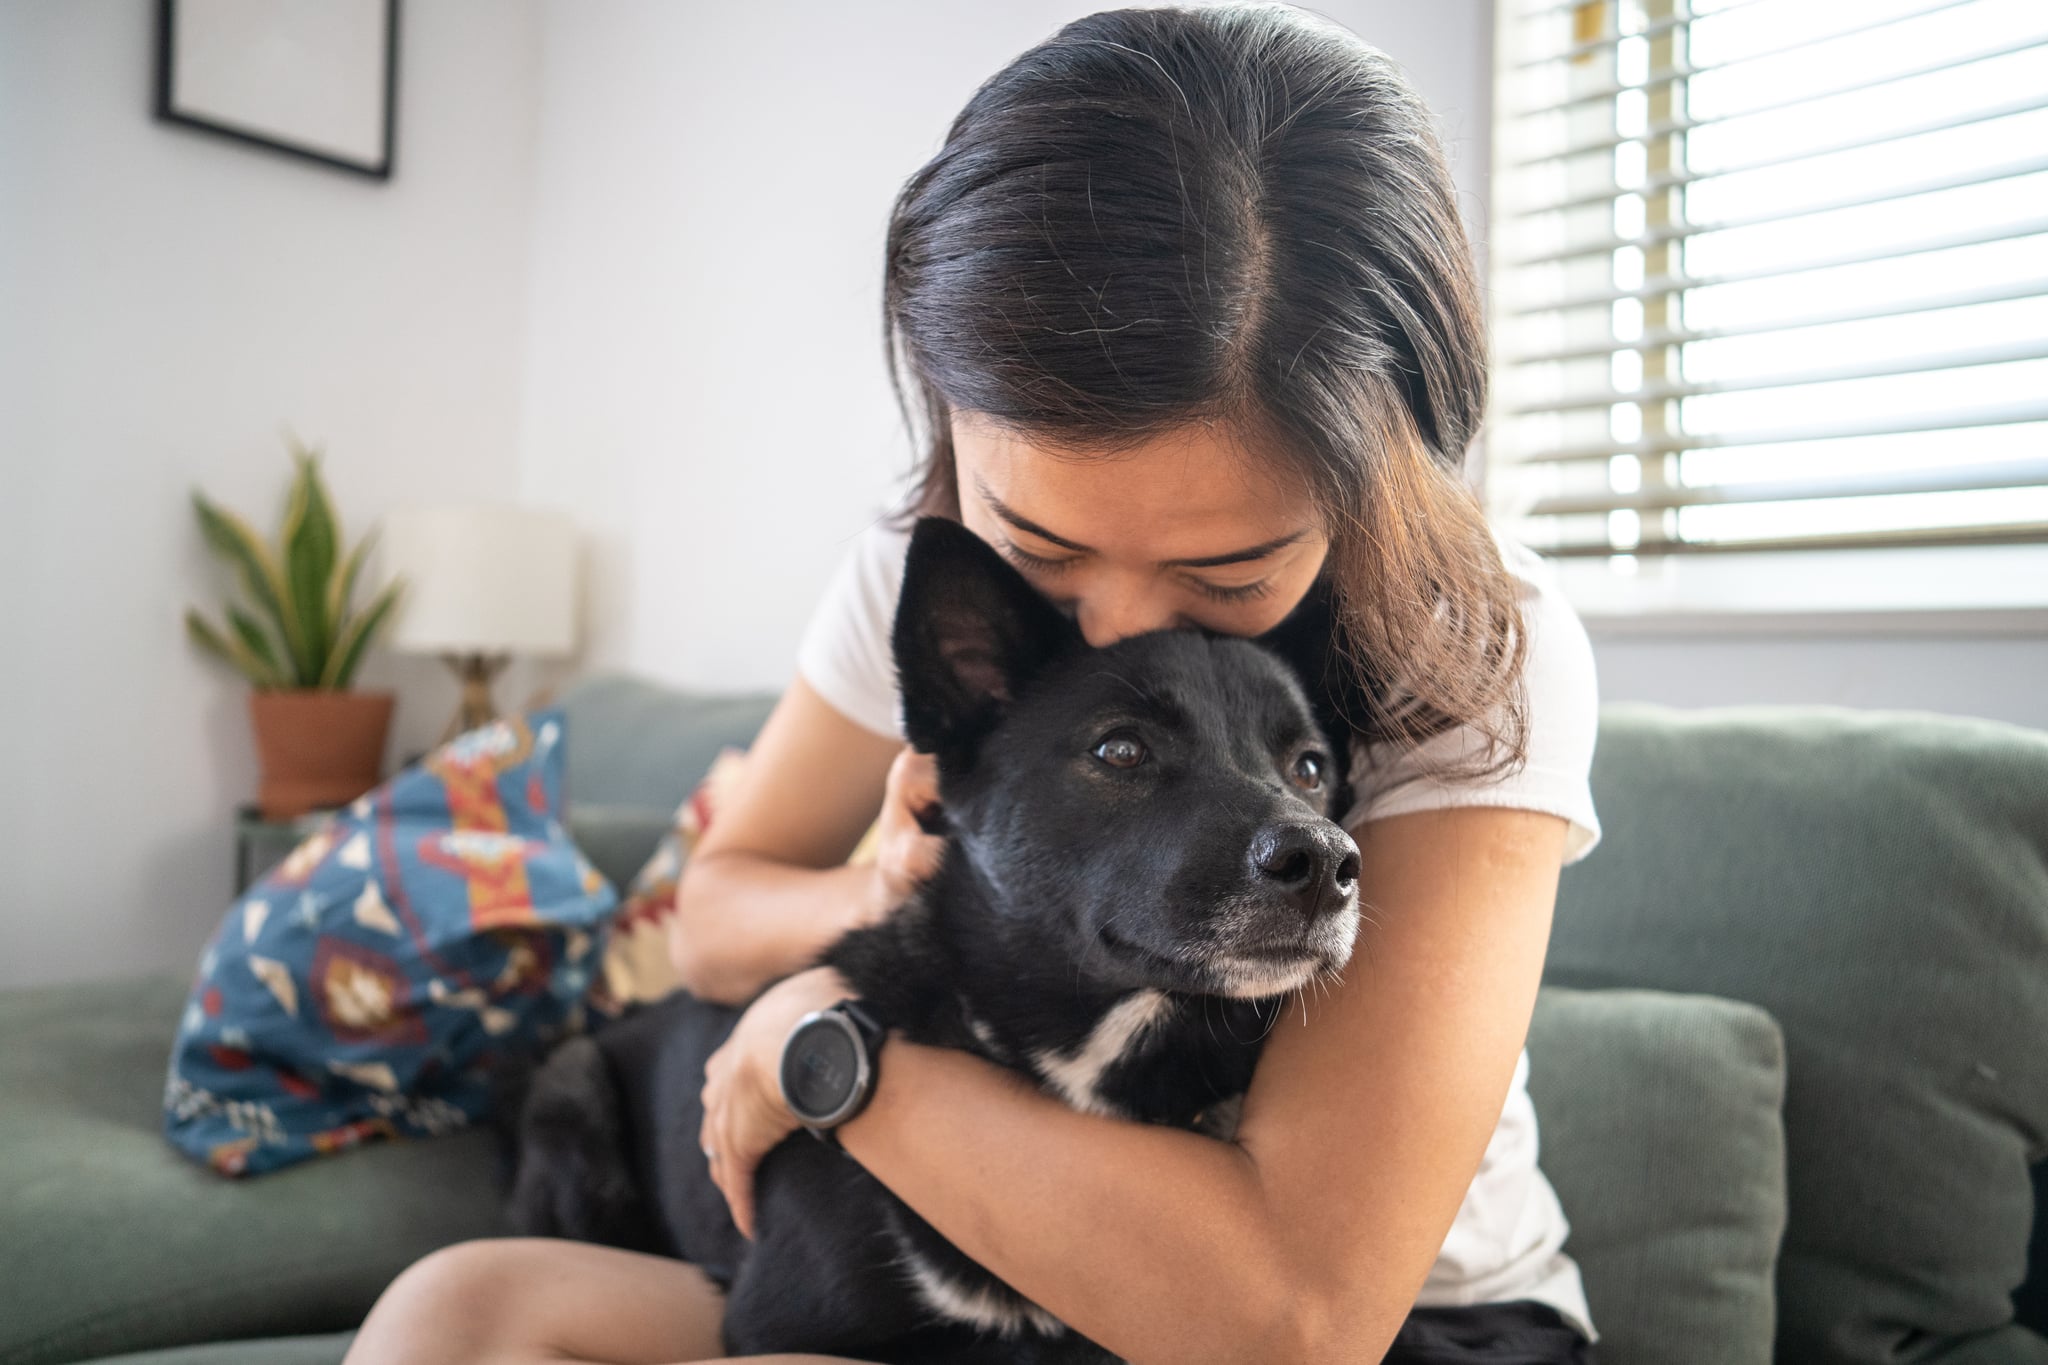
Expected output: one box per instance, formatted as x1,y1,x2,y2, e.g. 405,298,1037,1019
951,411,1330,647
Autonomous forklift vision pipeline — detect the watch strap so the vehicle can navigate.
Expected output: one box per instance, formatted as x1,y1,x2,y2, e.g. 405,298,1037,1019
835,998,888,1052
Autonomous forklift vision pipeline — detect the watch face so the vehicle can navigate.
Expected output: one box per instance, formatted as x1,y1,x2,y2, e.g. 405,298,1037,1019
781,1017,859,1120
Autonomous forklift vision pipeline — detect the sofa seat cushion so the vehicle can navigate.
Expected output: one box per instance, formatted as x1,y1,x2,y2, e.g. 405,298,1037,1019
72,1333,355,1365
0,976,501,1365
1528,986,1788,1365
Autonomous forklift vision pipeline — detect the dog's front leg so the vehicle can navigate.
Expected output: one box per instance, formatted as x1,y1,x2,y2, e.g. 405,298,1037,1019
718,1142,942,1359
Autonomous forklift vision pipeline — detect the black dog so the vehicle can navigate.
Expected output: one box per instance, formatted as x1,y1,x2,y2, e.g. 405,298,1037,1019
497,516,1368,1363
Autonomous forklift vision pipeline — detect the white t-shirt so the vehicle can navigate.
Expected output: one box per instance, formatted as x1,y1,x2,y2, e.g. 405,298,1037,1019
795,515,1603,1344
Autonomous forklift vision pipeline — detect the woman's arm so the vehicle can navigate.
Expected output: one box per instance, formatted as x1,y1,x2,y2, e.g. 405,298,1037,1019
670,676,914,1007
832,803,1572,1365
670,678,894,1006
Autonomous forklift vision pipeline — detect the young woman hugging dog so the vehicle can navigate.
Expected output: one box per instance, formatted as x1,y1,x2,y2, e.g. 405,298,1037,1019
346,5,1603,1363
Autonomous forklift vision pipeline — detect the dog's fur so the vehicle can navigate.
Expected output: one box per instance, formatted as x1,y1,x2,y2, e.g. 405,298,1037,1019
495,517,1369,1363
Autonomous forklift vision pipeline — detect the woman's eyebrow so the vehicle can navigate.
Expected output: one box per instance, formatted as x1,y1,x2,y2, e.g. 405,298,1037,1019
1165,531,1305,568
975,475,1306,567
979,478,1095,552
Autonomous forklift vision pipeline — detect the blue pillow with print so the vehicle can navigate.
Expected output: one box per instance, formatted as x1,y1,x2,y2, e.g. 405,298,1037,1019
163,707,617,1177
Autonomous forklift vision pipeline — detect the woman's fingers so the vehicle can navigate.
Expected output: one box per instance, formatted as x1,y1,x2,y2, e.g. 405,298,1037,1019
892,747,940,821
700,1065,753,1240
699,1050,739,1237
880,747,946,888
696,968,849,1243
728,1144,758,1241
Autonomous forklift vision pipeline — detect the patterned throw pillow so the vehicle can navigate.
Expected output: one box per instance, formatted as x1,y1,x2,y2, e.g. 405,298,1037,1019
589,748,881,1015
588,747,747,1016
163,708,617,1177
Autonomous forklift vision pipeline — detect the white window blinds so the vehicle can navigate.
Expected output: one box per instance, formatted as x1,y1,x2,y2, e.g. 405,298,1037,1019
1484,0,2048,559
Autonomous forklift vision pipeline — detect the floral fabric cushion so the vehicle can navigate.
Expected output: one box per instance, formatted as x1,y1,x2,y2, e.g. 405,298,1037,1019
590,747,881,1015
589,746,748,1015
163,708,617,1176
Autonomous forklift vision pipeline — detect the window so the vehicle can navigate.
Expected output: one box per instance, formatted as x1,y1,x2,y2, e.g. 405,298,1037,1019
1485,0,2048,624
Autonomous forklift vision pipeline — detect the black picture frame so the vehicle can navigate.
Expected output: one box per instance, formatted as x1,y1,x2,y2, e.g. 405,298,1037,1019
153,0,400,182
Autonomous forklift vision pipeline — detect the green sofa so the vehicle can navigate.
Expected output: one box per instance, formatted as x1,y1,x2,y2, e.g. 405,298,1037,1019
3,675,2043,1365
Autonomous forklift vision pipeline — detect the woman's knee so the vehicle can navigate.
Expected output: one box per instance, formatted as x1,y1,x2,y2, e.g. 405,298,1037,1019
347,1238,567,1364
346,1236,730,1365
404,1236,536,1302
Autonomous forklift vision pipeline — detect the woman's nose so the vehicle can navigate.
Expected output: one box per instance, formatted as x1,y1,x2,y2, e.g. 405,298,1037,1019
1077,588,1180,647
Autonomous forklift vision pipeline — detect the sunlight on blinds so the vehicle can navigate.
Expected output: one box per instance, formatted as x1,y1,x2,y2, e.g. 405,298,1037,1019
1488,0,2048,559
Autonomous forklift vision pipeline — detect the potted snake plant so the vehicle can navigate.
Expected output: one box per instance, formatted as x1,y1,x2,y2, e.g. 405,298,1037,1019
185,437,405,820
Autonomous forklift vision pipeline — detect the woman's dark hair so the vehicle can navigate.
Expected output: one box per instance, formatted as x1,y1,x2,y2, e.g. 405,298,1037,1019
880,1,1528,788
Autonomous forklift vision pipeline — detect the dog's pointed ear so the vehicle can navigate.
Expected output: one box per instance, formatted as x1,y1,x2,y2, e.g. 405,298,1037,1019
892,516,1081,763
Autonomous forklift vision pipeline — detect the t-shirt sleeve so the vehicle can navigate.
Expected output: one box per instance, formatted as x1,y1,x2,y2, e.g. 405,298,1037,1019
1341,536,1603,866
794,518,910,742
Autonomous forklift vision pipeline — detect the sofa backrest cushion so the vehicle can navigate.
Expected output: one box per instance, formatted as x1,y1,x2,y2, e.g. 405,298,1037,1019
1545,703,2048,1363
1527,985,1788,1365
558,676,778,893
558,674,779,817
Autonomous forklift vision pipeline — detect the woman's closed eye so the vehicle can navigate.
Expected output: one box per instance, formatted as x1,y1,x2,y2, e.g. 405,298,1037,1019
1186,576,1275,604
998,538,1078,574
1002,537,1274,604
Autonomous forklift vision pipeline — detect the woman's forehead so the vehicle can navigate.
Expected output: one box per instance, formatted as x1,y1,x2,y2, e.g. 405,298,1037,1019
953,416,1319,554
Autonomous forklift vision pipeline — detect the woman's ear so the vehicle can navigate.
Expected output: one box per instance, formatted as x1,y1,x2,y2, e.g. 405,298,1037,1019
891,517,1080,766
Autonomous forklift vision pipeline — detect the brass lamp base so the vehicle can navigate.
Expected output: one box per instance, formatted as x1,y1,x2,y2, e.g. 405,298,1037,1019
440,652,510,744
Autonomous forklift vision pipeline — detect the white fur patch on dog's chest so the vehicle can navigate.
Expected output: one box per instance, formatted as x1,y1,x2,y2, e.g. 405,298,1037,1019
1030,988,1177,1117
897,1249,1066,1339
885,993,1175,1340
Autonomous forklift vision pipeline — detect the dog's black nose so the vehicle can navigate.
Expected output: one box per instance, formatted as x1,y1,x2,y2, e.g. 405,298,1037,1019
1248,822,1361,917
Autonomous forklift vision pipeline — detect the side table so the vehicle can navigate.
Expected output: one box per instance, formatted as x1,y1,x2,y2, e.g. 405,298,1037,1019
233,804,344,896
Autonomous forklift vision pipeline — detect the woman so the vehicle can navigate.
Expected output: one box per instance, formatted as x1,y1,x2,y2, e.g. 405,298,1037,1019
346,5,1603,1362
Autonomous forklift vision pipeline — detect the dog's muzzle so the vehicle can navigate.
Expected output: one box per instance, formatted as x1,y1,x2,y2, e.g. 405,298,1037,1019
1178,820,1363,997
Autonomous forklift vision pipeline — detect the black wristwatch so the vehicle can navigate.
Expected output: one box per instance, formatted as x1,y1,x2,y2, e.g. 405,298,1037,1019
777,998,888,1147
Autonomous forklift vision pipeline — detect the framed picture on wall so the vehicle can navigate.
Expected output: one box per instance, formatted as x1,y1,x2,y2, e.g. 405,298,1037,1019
153,0,400,181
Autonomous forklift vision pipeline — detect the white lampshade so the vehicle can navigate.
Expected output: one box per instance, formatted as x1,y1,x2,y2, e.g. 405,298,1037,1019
380,503,580,658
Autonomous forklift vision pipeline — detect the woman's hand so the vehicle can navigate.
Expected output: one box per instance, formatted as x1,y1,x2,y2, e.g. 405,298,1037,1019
851,746,947,931
698,963,859,1240
696,749,938,1235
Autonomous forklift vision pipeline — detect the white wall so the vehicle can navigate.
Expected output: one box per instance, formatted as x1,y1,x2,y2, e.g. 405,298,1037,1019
0,0,546,988
513,0,1497,690
1592,632,2048,730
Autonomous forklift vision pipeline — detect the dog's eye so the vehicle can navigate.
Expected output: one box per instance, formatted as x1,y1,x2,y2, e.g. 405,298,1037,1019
1092,733,1147,769
1290,751,1326,790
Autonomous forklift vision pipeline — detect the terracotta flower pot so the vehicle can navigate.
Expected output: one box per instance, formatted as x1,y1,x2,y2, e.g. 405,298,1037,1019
249,689,397,821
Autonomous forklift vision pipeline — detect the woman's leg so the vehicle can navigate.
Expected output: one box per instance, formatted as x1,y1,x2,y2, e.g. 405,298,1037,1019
342,1237,884,1365
344,1236,731,1365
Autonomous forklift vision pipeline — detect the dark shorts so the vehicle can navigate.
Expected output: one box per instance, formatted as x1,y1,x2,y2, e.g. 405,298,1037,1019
1383,1299,1596,1364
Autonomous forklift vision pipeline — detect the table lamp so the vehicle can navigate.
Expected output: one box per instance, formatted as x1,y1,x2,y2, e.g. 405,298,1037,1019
380,503,580,743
